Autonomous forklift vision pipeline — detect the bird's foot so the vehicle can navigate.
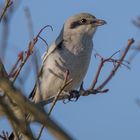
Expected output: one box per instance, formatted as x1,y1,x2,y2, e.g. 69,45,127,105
68,90,80,102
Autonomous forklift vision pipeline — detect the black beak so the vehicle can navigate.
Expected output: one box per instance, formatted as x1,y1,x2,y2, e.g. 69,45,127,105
92,19,107,26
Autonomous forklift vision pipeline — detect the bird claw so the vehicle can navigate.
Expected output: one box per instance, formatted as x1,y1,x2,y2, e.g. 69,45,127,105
68,90,80,102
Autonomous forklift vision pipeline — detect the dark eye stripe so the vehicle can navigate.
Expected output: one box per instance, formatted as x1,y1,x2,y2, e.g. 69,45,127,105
70,19,88,29
70,21,81,29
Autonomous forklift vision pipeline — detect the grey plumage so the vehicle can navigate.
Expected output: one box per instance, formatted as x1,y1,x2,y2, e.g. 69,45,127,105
30,13,106,104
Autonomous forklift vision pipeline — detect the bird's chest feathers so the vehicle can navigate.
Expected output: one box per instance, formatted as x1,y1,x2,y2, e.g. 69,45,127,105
64,34,93,55
57,36,93,74
42,35,93,92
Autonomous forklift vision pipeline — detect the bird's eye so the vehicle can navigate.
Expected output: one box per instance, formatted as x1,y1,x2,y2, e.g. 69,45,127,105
80,18,87,24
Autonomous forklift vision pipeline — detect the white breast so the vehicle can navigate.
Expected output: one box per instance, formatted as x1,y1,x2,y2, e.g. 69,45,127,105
34,38,93,102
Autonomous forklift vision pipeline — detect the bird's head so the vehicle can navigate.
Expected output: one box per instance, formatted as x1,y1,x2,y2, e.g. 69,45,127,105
63,13,106,38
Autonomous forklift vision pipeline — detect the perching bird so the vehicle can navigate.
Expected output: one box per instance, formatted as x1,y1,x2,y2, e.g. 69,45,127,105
8,12,106,140
29,13,106,104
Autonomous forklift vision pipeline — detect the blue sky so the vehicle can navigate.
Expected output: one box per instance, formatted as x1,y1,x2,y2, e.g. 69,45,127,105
0,0,140,140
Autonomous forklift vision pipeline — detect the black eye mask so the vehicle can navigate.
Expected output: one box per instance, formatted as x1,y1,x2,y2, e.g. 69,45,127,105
70,18,91,29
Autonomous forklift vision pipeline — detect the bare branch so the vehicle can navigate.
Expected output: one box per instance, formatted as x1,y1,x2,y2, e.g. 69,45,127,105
48,70,72,116
38,35,48,47
37,71,72,140
11,25,53,83
8,51,23,78
0,78,74,140
96,38,134,90
0,0,13,22
0,96,35,140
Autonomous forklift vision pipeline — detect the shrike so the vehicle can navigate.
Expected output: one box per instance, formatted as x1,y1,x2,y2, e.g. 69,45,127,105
29,13,106,104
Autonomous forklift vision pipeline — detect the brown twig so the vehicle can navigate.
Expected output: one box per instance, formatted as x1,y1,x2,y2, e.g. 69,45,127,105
0,96,35,140
11,25,53,83
0,59,31,139
87,50,129,92
0,0,13,22
37,71,73,140
8,51,23,78
24,6,40,88
0,78,74,140
77,39,134,96
96,38,134,90
1,24,53,139
49,70,72,116
89,57,104,90
89,50,122,90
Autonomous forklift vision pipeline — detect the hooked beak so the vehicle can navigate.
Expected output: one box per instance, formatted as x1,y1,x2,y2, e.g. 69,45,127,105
91,19,107,26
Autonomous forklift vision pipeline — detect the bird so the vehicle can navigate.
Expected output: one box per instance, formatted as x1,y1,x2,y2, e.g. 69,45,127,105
29,12,107,104
8,12,106,140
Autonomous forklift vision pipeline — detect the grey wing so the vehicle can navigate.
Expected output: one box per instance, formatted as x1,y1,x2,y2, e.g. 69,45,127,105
42,32,63,63
28,36,63,100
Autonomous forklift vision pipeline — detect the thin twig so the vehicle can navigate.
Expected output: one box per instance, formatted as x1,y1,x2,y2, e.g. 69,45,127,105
89,57,104,90
24,6,40,88
96,38,134,90
38,35,48,47
0,0,13,22
88,50,127,91
48,71,72,116
86,50,129,91
37,71,72,140
11,25,53,83
0,78,74,140
9,51,23,78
